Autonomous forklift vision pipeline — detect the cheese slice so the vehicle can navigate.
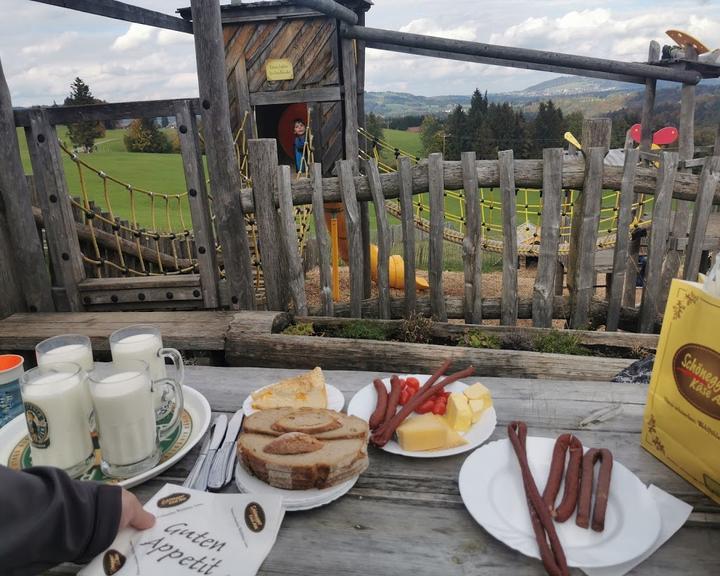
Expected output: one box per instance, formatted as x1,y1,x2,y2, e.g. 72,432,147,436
464,382,492,403
446,392,472,432
396,414,468,451
251,367,328,410
469,398,486,423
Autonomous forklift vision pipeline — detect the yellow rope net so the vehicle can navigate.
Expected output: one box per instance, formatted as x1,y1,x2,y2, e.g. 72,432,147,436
358,128,654,256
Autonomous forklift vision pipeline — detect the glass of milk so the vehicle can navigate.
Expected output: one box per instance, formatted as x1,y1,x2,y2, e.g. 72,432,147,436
109,325,184,439
36,335,95,431
20,363,94,478
89,360,182,478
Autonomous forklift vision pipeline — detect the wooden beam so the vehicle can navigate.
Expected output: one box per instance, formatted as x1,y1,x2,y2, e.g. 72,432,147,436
14,98,201,128
0,60,54,313
365,159,391,319
341,38,360,169
499,150,518,326
461,152,482,324
294,0,359,24
249,86,342,107
364,41,647,85
277,165,307,315
30,0,193,33
338,160,364,317
397,157,417,318
345,26,701,84
191,0,254,310
310,163,333,316
428,153,447,322
232,57,254,144
640,42,660,155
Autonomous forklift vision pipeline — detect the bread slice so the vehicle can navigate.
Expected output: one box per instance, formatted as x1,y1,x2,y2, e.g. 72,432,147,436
238,432,368,490
243,408,368,440
251,367,327,410
264,432,325,455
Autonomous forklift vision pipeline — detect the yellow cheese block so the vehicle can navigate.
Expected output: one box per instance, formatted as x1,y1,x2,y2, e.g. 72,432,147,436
469,398,486,423
464,382,492,403
446,392,473,432
396,414,468,451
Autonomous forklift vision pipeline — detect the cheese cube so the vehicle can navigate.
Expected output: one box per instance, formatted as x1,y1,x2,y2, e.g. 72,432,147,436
464,382,492,403
446,392,472,432
469,398,486,423
444,427,468,449
397,414,450,451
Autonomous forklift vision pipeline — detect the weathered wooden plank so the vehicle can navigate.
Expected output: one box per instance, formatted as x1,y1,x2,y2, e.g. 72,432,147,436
0,206,24,319
569,147,605,329
248,139,287,311
461,151,482,324
623,232,642,308
310,163,333,316
175,100,219,308
249,86,341,106
581,118,611,150
340,37,359,169
607,147,640,331
337,160,363,317
640,42,660,156
427,153,447,322
191,0,254,310
684,157,720,281
30,0,192,33
232,56,254,143
639,152,678,333
276,165,308,315
0,60,53,314
397,157,417,318
361,201,372,299
532,148,563,327
25,108,85,311
364,159,391,319
499,150,518,326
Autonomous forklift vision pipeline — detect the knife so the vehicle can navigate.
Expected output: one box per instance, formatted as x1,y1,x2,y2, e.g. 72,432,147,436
207,410,244,492
183,424,214,488
192,414,227,491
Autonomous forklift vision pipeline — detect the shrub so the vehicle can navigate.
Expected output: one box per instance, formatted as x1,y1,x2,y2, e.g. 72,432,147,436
459,330,501,349
336,320,390,341
532,331,590,356
397,314,434,344
282,322,315,336
501,331,534,351
124,118,171,153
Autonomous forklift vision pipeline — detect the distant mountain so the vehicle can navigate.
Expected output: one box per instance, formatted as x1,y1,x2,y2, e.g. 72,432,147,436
365,92,470,117
513,75,642,97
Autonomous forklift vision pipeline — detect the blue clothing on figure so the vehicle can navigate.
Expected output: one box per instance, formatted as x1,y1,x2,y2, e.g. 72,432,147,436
294,134,306,172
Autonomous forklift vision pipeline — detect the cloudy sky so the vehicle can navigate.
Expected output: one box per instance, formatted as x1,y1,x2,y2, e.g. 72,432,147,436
2,0,719,106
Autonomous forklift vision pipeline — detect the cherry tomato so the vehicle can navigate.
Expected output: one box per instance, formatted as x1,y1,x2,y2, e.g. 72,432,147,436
431,402,446,415
405,377,420,390
415,398,435,414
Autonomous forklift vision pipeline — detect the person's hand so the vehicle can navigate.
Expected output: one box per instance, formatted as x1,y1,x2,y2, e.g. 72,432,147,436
119,489,155,531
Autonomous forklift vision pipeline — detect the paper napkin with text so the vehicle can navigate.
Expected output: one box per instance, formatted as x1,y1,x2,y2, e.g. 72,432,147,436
80,483,284,576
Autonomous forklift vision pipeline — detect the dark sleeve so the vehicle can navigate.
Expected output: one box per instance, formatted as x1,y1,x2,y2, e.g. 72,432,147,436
0,465,122,576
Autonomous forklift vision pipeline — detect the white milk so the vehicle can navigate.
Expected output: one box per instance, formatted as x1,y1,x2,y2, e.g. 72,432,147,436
37,344,94,372
22,372,93,470
92,371,157,466
111,333,166,409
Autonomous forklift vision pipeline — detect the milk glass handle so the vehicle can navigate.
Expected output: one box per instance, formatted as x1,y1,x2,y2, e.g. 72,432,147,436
155,377,183,436
159,347,184,385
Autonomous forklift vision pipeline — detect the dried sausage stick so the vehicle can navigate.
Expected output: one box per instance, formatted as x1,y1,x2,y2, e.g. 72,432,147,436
508,422,569,576
542,434,584,522
576,448,613,531
368,379,388,430
382,375,403,427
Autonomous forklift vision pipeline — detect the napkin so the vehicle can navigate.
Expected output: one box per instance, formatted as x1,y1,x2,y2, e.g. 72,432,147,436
583,484,692,576
79,483,284,576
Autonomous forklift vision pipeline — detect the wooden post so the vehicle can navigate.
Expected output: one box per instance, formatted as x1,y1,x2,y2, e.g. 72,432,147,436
461,151,482,324
640,42,660,157
365,159,391,319
310,163,333,316
355,14,371,299
340,37,359,169
277,165,307,315
26,108,85,311
639,152,678,333
398,157,416,318
175,100,219,308
568,147,605,329
0,206,24,319
606,147,640,331
190,0,254,310
581,118,611,150
233,57,254,143
532,148,563,327
337,160,363,317
623,233,642,307
248,139,287,311
499,150,518,326
0,60,53,313
684,157,720,281
428,153,447,322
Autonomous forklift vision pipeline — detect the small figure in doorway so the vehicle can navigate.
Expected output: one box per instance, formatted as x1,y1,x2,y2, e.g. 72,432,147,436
293,118,307,173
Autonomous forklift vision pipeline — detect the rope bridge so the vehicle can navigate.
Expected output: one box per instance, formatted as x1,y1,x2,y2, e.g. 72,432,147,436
358,128,655,256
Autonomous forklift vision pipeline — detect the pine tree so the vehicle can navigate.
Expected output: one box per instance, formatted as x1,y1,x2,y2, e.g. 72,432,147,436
532,100,565,156
444,105,467,160
64,77,105,151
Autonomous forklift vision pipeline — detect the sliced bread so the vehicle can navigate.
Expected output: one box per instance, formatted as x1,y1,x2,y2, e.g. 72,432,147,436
243,407,368,440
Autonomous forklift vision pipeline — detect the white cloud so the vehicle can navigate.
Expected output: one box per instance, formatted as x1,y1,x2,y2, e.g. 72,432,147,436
21,32,78,56
399,18,478,42
111,23,156,52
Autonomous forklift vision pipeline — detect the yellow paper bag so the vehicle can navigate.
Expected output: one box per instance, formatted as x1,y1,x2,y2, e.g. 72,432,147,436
642,279,720,504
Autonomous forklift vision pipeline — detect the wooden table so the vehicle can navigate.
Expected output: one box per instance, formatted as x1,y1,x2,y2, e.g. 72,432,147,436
63,367,720,575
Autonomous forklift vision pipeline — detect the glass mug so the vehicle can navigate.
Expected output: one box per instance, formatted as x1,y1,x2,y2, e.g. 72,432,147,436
0,355,25,428
20,363,94,478
109,325,184,438
89,360,183,478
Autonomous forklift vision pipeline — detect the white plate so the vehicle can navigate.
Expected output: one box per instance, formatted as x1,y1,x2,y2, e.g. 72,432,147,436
235,460,357,511
243,383,345,416
0,386,211,489
459,437,662,568
346,374,497,458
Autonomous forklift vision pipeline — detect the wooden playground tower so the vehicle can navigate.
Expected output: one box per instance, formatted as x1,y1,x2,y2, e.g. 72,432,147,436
1,0,719,335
